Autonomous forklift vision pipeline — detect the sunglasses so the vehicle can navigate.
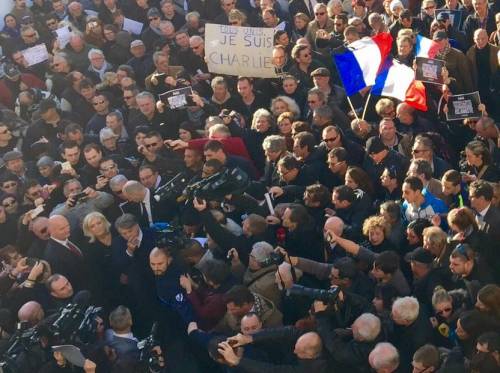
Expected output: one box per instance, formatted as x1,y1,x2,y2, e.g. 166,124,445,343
324,136,338,143
315,12,326,15
436,307,452,315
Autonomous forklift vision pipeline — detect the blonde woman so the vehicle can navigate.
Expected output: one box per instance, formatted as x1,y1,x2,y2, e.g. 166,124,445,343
270,95,301,118
82,212,116,306
244,108,276,170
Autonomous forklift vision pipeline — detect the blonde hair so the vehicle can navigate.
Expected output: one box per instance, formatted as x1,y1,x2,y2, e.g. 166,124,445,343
362,215,390,238
82,212,111,243
270,95,301,118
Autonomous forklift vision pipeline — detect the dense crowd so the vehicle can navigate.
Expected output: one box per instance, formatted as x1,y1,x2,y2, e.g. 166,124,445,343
0,0,499,372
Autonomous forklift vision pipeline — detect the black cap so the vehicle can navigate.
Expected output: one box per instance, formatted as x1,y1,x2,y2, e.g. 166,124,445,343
366,136,387,155
436,12,450,21
400,9,412,19
38,99,57,114
311,67,331,77
405,247,434,264
3,64,20,80
433,30,448,41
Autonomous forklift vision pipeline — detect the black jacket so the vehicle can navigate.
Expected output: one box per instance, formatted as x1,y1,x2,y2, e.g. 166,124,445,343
44,239,87,291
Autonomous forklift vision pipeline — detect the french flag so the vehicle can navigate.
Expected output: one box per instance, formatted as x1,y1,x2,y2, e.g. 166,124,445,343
415,34,440,59
372,58,427,111
333,33,393,96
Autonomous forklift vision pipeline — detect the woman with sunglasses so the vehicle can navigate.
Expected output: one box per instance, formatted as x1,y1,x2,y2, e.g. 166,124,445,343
430,286,462,349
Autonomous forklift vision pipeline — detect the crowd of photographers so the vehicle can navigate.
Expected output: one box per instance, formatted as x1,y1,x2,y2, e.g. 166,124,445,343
0,0,500,372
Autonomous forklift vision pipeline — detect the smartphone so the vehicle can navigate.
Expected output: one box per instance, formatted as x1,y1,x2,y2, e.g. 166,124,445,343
30,205,44,219
26,258,38,267
73,192,87,202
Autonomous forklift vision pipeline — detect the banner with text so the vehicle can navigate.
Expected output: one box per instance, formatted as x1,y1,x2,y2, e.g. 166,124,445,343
205,24,277,78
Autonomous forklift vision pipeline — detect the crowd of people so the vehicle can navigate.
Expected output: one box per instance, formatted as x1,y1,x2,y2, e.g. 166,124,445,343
0,0,499,372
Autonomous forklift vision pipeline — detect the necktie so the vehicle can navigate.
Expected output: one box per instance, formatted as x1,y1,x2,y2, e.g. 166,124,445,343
308,0,314,16
140,201,150,225
66,241,83,258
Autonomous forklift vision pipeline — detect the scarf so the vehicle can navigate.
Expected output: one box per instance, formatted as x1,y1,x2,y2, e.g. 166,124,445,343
89,61,110,81
150,25,162,36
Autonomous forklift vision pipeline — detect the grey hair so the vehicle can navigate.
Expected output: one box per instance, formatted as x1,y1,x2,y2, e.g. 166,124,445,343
82,212,111,243
100,127,118,143
185,11,200,21
87,48,105,59
353,313,381,342
122,180,146,196
62,178,81,197
313,105,333,119
369,343,399,371
392,296,419,323
115,213,138,230
307,87,326,103
211,76,227,90
270,95,301,118
189,35,204,45
152,51,168,65
251,108,273,130
136,91,155,102
262,135,287,153
109,174,128,191
107,110,123,123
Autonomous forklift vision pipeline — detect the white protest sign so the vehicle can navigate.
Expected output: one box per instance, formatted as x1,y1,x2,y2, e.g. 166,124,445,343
55,26,71,48
123,18,143,35
85,9,98,17
205,24,277,78
22,44,49,66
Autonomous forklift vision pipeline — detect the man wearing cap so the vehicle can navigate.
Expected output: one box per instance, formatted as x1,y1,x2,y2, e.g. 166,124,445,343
435,12,467,52
311,67,348,113
406,247,452,311
2,150,36,182
23,99,77,160
0,64,45,110
142,7,163,51
127,40,155,87
362,136,410,197
433,30,474,93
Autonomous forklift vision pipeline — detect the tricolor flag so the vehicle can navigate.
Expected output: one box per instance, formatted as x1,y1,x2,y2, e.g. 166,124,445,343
333,33,393,96
415,34,441,59
372,58,427,111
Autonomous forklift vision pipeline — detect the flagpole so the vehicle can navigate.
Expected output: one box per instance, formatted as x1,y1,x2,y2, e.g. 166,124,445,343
347,96,359,121
362,89,372,120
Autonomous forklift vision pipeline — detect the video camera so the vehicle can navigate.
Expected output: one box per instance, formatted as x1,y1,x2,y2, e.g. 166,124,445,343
260,252,285,267
185,167,249,202
286,284,341,304
137,323,164,373
153,172,191,203
0,303,101,373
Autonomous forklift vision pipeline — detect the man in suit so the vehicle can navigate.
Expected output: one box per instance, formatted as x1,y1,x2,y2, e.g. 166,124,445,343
44,215,87,291
105,305,140,363
469,180,500,241
120,180,176,228
111,214,158,335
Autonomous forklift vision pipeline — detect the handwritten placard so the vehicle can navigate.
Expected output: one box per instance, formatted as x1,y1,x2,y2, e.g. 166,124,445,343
22,44,49,66
123,18,143,35
205,23,277,78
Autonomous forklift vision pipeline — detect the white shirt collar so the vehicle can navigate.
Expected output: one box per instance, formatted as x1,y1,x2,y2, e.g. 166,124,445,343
479,204,491,217
51,237,69,246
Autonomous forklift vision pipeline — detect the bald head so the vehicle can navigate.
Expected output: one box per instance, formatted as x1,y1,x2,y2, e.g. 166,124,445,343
48,215,70,241
122,180,147,202
294,332,322,359
18,301,44,326
324,216,344,238
31,217,50,240
149,247,171,276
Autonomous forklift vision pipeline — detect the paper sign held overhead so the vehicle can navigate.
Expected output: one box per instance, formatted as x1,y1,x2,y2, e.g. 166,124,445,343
204,24,277,78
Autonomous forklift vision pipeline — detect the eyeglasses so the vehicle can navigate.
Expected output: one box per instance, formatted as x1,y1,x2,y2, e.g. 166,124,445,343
93,101,106,106
145,142,159,148
436,307,452,315
412,148,428,154
315,12,326,15
323,136,338,143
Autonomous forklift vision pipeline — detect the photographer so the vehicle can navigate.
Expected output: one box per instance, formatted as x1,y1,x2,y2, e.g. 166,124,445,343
214,285,282,335
51,179,114,232
193,198,270,266
219,329,328,372
180,259,234,331
231,242,282,309
315,312,382,373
